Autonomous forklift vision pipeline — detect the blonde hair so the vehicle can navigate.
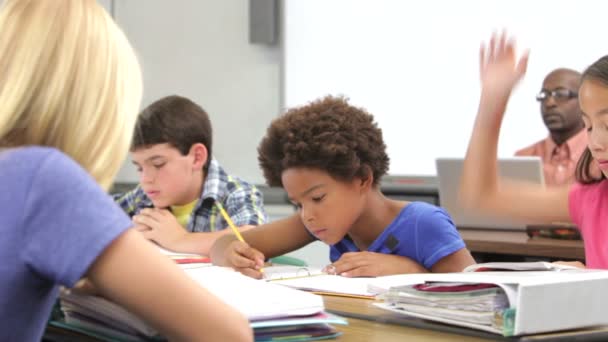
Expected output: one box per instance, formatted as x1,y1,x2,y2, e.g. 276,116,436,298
0,0,142,190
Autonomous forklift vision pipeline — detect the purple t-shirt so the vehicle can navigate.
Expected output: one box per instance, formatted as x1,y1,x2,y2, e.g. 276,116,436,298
330,201,466,269
0,147,132,341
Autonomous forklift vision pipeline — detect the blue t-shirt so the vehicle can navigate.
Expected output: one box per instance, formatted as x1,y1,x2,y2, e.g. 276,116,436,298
0,147,132,341
330,202,465,269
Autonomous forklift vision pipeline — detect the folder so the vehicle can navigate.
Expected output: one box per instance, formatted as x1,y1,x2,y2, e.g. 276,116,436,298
373,270,608,336
463,261,578,273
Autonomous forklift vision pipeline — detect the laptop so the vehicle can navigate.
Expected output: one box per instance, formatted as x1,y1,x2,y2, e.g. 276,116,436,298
435,157,544,230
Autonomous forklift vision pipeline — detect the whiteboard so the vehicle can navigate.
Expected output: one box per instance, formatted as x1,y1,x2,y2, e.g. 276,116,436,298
282,0,607,175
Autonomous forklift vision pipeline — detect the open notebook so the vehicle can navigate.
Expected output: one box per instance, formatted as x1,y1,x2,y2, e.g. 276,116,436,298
264,265,377,298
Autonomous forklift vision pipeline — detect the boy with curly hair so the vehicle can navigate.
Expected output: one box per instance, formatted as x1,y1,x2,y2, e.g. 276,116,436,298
211,95,474,278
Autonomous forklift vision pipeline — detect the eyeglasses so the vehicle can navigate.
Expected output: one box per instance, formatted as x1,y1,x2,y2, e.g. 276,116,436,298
536,89,578,102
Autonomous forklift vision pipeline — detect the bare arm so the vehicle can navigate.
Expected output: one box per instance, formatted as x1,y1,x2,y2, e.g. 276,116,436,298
329,247,475,276
134,208,256,255
151,227,253,256
238,214,314,256
211,214,315,278
87,229,253,342
430,248,476,273
460,33,571,224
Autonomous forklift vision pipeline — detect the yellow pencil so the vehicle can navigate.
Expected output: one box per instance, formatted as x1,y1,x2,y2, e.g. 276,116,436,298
216,202,264,273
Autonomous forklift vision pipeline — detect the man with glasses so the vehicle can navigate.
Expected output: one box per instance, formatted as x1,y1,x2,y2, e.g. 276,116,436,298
515,68,587,186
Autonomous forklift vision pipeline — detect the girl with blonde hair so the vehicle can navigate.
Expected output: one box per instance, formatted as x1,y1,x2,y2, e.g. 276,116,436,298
0,0,251,340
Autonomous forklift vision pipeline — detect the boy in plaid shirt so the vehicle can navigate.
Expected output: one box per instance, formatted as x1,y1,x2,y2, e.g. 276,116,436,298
114,95,267,255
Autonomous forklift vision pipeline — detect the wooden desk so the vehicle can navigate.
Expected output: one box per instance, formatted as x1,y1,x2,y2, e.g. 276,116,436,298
458,228,585,260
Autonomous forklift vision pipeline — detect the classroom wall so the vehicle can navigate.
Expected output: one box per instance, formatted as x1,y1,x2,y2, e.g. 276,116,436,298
104,0,330,267
113,0,281,185
283,0,608,175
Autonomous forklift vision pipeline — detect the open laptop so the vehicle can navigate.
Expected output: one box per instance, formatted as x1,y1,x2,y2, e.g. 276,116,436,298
435,157,544,230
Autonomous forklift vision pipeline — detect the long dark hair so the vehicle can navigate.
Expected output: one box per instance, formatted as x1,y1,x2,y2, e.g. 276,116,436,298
575,56,608,184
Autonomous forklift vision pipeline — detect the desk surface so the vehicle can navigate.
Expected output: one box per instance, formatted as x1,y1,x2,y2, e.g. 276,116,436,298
458,228,585,260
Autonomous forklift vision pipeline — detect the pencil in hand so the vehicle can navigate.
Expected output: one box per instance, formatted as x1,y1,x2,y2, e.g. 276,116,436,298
215,202,264,273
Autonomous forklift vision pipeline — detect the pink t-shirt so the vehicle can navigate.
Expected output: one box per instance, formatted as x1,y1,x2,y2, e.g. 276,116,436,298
569,181,608,269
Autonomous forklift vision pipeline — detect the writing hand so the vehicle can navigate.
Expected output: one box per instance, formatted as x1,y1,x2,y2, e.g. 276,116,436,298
226,240,265,279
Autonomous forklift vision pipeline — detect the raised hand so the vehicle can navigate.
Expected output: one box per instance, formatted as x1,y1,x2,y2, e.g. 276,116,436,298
479,32,529,97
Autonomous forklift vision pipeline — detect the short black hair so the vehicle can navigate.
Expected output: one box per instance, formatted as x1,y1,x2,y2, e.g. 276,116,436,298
258,95,389,187
132,95,212,172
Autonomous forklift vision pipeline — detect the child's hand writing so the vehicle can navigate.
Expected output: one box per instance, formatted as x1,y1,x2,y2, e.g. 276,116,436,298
133,208,187,250
479,32,529,100
225,240,266,279
329,251,427,277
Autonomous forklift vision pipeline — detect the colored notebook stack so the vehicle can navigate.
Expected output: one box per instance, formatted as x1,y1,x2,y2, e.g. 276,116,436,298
378,280,512,335
53,266,347,341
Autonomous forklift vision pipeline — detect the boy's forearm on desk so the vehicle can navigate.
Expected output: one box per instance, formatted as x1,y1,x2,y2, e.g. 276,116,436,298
170,230,233,256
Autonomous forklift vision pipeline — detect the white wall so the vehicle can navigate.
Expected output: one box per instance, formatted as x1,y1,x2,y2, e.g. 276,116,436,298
113,0,281,184
97,0,112,14
283,0,608,175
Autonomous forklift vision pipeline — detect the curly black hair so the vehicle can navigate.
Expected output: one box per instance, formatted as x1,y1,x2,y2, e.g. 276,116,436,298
258,95,389,187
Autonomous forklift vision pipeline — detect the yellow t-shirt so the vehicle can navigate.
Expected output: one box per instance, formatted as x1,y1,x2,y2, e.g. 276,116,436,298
171,199,198,228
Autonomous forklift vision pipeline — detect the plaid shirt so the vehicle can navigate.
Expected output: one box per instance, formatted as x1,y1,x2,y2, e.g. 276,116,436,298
113,159,267,232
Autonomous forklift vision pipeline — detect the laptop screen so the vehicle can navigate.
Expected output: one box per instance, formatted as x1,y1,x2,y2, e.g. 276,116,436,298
435,157,544,231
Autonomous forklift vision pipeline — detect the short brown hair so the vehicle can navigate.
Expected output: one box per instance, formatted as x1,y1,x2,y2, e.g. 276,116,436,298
132,95,212,171
258,95,389,187
575,56,608,184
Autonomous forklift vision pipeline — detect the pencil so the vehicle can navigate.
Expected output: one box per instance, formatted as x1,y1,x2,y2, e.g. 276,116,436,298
216,202,264,273
216,202,245,242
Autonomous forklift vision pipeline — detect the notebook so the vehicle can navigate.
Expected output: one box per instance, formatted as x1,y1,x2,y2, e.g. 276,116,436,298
263,265,325,281
435,157,544,230
373,270,608,336
264,265,376,298
157,246,211,269
57,266,341,341
463,261,579,273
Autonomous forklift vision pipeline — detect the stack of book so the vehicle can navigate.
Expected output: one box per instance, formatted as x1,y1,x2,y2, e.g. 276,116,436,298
372,264,608,336
378,281,512,335
52,266,347,341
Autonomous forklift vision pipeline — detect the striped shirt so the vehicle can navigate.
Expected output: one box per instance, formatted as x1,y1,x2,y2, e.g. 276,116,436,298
113,159,267,232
